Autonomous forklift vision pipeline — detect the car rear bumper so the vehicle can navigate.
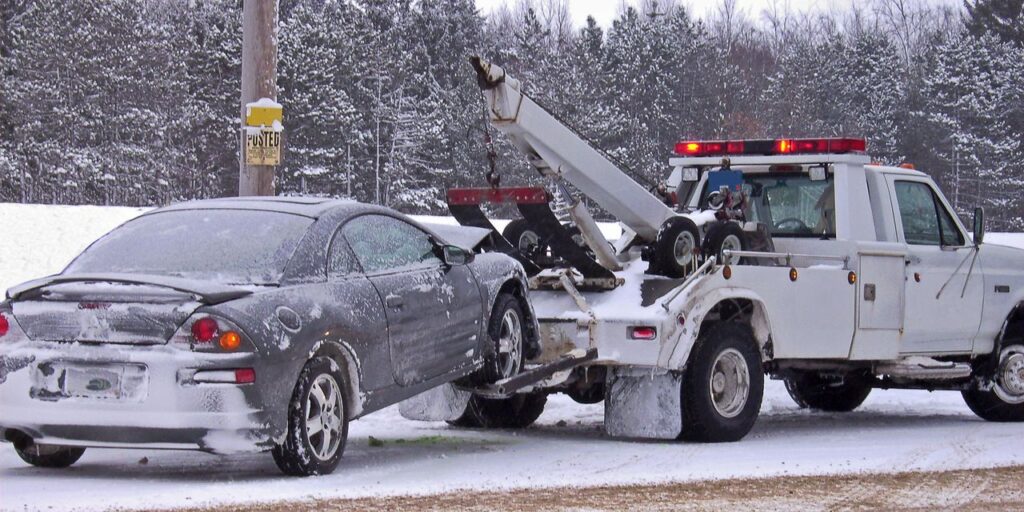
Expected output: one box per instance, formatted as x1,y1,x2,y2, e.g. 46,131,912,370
0,340,282,454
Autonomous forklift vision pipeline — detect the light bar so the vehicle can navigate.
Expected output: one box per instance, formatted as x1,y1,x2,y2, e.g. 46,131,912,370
675,138,866,157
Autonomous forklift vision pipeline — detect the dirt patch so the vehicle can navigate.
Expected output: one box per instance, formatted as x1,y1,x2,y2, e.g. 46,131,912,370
172,465,1024,512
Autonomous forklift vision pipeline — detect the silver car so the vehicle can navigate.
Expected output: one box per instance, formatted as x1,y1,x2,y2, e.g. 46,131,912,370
0,197,538,476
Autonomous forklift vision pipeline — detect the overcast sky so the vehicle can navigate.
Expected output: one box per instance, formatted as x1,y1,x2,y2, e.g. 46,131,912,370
473,0,830,26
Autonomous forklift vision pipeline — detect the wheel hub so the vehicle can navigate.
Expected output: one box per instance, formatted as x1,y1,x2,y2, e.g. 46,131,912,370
497,309,523,379
708,348,750,418
721,234,742,264
305,374,343,461
999,352,1024,397
673,231,696,267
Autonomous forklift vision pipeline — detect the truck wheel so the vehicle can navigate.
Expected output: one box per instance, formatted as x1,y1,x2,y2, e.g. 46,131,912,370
447,392,547,429
14,440,85,468
784,371,872,412
962,344,1024,422
272,356,349,476
478,293,526,383
567,383,605,404
503,219,542,255
702,222,746,265
654,217,701,278
680,323,763,442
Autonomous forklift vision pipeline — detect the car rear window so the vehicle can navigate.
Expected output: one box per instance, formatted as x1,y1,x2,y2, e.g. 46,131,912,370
66,209,313,284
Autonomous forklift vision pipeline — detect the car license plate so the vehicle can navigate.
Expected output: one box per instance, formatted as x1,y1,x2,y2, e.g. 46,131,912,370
33,362,148,402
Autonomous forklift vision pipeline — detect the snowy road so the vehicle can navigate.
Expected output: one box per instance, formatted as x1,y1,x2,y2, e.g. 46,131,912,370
2,382,1022,511
1,202,1023,511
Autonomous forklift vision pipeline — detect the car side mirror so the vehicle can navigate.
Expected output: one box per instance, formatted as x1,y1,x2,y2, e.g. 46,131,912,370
442,245,473,266
973,207,985,246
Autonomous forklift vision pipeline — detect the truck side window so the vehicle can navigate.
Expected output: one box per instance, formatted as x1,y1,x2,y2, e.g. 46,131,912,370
894,181,964,246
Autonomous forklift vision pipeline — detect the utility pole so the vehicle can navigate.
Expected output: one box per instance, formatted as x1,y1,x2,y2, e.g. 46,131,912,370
239,0,279,197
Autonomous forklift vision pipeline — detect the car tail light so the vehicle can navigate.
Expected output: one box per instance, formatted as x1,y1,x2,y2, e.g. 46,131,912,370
0,313,9,338
219,331,242,351
191,317,219,343
173,315,251,353
234,368,256,384
629,326,657,340
193,368,256,384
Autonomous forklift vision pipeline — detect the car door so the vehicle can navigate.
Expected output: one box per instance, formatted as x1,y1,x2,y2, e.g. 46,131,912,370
324,226,393,392
888,177,983,354
342,214,481,387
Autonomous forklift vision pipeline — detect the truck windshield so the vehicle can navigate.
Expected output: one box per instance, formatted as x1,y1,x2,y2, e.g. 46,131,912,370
65,209,313,284
742,174,835,238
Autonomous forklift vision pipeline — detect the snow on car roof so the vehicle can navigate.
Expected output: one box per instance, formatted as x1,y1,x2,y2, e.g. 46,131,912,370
149,196,358,218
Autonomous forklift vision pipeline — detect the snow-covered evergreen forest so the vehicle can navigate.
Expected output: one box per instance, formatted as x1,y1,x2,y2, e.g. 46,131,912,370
1,0,1023,228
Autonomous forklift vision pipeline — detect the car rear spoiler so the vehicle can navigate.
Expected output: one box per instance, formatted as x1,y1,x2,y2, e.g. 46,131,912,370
6,273,254,304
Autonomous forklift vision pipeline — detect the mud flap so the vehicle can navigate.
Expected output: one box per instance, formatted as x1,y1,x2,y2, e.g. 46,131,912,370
604,367,683,439
398,383,472,422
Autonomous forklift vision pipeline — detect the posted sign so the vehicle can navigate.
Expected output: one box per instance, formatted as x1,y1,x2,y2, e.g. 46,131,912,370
245,128,281,166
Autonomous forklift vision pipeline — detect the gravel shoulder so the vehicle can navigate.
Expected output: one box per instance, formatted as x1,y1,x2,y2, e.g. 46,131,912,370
173,465,1024,512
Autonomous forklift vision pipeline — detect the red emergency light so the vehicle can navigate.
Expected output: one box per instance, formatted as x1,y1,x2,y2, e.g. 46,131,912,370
674,138,866,157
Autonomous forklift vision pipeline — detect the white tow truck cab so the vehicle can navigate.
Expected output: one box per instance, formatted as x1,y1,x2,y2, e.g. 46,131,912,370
401,58,1024,441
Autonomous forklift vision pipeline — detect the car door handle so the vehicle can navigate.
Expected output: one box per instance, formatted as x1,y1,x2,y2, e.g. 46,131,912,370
385,294,404,308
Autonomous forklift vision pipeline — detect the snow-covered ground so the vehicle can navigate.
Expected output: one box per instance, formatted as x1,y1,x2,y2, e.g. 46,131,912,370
0,202,1022,511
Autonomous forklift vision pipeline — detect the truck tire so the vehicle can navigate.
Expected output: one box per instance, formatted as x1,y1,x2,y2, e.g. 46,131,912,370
503,219,542,256
680,322,763,442
962,344,1024,422
653,217,701,278
784,372,872,412
447,392,547,429
272,356,349,476
14,440,85,468
702,222,746,265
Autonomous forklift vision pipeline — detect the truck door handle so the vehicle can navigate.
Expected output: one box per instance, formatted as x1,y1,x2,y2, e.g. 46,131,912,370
385,294,404,308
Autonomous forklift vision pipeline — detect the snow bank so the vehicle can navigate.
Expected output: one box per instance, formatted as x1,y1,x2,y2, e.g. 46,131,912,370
0,203,150,294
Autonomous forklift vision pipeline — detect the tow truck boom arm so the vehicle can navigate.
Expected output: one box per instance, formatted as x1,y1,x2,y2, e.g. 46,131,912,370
471,57,676,241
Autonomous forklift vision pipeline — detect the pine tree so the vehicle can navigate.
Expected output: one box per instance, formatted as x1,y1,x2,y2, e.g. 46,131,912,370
965,0,1024,45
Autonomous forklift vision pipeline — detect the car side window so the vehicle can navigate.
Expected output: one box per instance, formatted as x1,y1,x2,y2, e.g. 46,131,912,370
327,229,361,277
342,214,441,273
894,181,964,246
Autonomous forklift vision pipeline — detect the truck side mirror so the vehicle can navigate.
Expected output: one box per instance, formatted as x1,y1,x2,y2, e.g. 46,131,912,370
973,207,985,246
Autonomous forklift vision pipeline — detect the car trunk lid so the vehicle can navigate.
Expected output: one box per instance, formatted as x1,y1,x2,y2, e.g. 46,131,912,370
7,275,253,345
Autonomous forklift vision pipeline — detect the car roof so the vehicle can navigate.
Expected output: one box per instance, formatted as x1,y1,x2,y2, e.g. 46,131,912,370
146,196,361,219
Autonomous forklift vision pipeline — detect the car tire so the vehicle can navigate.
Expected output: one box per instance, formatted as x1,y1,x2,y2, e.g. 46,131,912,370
447,392,547,429
679,322,763,442
479,293,526,383
702,222,746,265
14,440,85,468
272,356,349,476
784,371,872,412
962,344,1024,422
653,217,701,278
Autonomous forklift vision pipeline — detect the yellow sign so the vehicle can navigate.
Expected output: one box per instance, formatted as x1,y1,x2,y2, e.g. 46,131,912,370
246,99,283,127
245,128,281,166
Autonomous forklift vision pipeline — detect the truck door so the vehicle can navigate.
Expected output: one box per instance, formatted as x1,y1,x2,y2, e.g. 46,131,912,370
887,177,983,354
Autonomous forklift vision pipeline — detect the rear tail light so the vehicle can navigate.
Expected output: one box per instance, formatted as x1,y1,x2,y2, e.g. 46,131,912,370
219,331,242,351
191,317,219,343
629,326,657,340
173,315,250,353
0,313,9,337
193,368,256,384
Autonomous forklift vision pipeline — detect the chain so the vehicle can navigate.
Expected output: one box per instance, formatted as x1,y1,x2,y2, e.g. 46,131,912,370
480,101,501,189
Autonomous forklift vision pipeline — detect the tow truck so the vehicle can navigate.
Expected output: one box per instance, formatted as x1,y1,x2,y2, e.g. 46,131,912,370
401,57,1024,441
